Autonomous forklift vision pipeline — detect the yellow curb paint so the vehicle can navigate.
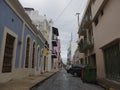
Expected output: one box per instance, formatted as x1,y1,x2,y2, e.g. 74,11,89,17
109,88,115,90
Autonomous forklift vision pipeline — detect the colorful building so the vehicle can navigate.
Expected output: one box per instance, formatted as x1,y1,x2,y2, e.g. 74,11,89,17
54,39,61,70
48,26,59,71
24,8,50,72
0,0,47,82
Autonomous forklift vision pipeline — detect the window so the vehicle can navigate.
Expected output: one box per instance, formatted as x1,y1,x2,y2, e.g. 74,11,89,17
94,17,98,26
36,47,40,71
39,49,43,67
101,10,104,16
104,43,120,81
25,37,30,68
2,33,15,73
80,58,84,64
92,0,96,4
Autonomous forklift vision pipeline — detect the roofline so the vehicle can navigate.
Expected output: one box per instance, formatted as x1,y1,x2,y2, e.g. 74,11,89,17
92,0,109,21
5,0,47,43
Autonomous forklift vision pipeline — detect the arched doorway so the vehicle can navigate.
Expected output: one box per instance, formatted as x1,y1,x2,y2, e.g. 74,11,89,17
32,42,36,68
25,37,30,68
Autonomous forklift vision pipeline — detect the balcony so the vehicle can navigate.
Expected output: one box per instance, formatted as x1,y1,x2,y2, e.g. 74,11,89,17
83,14,92,29
52,35,57,46
52,50,57,58
78,27,86,36
87,38,94,49
78,39,87,53
78,37,94,53
52,27,59,46
78,8,92,36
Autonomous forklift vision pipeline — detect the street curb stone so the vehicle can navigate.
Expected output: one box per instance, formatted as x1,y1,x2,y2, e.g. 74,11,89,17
30,71,59,90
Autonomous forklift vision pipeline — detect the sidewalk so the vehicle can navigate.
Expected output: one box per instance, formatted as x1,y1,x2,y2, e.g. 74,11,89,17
0,71,58,90
97,79,120,90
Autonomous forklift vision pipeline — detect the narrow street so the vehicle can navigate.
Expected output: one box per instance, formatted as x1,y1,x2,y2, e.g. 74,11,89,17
32,69,105,90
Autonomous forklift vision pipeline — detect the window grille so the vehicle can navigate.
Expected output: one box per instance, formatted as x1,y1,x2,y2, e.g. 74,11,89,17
104,43,120,81
2,33,15,73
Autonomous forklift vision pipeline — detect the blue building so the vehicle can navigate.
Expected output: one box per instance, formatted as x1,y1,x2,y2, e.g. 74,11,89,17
0,0,47,82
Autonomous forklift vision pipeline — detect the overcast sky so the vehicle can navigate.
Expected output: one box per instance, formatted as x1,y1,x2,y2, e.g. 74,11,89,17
19,0,88,64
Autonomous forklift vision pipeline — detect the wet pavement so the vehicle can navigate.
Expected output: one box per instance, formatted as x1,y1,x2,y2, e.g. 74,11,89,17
32,69,105,90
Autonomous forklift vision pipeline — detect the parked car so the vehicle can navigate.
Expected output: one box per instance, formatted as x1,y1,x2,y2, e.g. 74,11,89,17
67,64,82,77
66,65,71,73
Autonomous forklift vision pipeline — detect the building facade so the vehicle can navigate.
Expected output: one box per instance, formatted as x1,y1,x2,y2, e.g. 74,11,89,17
0,0,47,82
48,27,59,71
91,0,120,81
67,46,71,65
54,39,61,70
78,0,120,87
24,8,50,72
78,0,95,67
67,34,77,65
73,48,81,64
24,9,61,72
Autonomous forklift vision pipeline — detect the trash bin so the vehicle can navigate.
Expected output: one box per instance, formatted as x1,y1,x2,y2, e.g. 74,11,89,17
81,65,96,83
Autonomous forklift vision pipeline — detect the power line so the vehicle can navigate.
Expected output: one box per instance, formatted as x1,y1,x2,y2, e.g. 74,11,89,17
54,0,73,22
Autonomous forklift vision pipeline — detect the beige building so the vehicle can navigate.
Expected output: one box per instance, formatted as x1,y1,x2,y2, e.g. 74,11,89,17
92,0,120,80
78,0,95,67
78,0,120,87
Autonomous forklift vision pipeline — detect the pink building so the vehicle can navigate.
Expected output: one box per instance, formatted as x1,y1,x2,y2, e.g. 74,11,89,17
54,39,61,69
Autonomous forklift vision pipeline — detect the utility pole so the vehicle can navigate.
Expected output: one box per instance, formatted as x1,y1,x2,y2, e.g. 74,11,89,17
76,13,80,27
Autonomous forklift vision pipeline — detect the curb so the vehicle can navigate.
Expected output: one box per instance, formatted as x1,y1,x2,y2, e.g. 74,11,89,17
97,81,118,90
97,82,107,89
30,71,58,90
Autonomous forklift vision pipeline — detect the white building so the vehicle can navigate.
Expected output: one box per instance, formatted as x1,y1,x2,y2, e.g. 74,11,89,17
24,8,59,72
71,41,77,63
24,8,49,40
24,8,50,72
67,33,77,64
48,23,59,71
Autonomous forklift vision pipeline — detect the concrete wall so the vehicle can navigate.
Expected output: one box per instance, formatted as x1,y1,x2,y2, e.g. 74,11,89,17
92,0,120,79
